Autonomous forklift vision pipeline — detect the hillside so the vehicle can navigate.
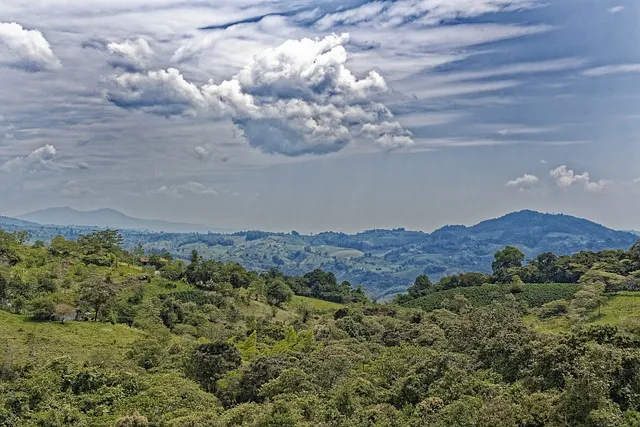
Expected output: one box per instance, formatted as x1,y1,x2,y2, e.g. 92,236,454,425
2,227,640,425
18,207,216,233
2,210,637,298
0,216,39,227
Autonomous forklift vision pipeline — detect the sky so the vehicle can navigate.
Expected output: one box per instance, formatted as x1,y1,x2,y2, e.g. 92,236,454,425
0,0,639,233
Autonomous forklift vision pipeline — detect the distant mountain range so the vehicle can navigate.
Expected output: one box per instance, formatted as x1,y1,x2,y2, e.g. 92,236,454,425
15,207,216,233
1,209,638,298
0,216,39,227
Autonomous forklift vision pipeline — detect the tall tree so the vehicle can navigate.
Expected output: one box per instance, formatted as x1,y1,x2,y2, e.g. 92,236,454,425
78,274,116,321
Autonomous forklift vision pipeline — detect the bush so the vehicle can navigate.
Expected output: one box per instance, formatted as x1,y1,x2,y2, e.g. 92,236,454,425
185,343,242,393
539,300,570,318
29,296,56,321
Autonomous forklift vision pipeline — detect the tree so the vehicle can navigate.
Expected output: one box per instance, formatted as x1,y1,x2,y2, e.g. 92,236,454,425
77,229,123,253
185,343,242,393
492,246,525,283
190,249,200,264
115,412,149,427
531,252,558,282
0,266,9,303
78,274,116,321
248,278,266,301
492,246,525,273
407,275,432,298
133,243,145,260
265,279,293,306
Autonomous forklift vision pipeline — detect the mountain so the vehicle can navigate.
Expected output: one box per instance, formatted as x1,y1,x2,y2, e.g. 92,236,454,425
5,209,638,298
424,210,636,255
18,207,216,233
0,216,39,227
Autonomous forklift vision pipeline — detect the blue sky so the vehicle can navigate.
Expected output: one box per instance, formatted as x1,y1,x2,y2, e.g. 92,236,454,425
0,0,639,232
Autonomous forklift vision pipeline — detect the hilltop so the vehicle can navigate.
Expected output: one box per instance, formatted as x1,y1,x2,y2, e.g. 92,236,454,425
0,216,39,227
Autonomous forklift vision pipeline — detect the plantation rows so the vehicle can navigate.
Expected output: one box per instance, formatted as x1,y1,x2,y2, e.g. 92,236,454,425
405,283,580,311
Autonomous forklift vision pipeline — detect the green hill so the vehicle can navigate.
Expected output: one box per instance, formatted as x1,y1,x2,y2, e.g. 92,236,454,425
2,228,640,425
3,210,637,299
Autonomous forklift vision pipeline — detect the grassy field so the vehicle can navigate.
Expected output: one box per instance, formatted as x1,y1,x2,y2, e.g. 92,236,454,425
528,291,640,333
289,295,345,311
0,310,143,365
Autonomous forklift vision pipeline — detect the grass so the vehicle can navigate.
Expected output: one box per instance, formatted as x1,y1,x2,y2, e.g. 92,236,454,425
290,295,345,312
0,310,143,365
527,291,640,333
240,299,297,323
589,292,640,327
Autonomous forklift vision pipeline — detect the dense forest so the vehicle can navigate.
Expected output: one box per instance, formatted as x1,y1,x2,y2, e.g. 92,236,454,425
3,228,640,425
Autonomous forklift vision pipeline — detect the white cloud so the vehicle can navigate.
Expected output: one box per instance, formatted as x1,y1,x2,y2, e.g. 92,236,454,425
394,57,579,101
194,145,213,161
0,22,61,71
583,64,640,77
316,0,538,30
505,173,539,191
193,144,230,162
0,144,57,172
107,68,207,115
107,37,153,71
549,165,607,193
155,181,219,198
107,33,414,156
608,5,625,14
496,126,554,136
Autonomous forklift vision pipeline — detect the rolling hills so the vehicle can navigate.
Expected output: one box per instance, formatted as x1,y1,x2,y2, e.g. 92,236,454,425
1,209,636,298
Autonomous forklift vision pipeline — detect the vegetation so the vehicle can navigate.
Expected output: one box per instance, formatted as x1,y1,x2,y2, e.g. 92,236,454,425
402,283,580,311
2,210,636,298
3,227,640,425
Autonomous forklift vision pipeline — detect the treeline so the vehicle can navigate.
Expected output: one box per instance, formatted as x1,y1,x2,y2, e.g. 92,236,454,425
397,242,640,305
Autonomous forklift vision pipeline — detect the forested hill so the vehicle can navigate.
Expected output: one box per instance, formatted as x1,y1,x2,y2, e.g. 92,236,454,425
4,225,640,425
0,210,637,298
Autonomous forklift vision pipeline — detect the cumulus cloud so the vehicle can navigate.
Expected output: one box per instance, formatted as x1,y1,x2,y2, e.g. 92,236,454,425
608,5,625,14
106,33,413,156
583,64,640,77
0,144,57,172
0,22,61,72
107,37,153,71
505,173,539,191
155,181,218,198
549,165,607,193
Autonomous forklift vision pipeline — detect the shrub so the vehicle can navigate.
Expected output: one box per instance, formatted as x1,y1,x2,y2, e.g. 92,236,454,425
539,300,570,319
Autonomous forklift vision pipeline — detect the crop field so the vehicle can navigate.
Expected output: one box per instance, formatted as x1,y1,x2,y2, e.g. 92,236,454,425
406,283,580,311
